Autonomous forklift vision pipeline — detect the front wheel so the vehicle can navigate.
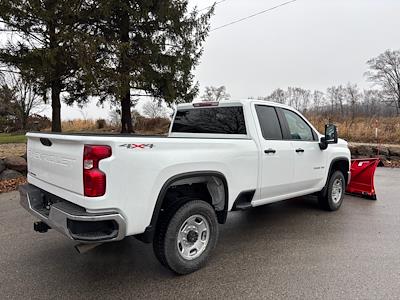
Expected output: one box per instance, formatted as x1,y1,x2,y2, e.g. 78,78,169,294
318,170,345,211
153,200,219,275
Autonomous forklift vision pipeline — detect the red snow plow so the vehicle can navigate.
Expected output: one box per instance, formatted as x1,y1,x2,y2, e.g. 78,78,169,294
346,158,380,200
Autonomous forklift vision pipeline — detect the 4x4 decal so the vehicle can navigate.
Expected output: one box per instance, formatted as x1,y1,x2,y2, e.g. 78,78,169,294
119,143,154,149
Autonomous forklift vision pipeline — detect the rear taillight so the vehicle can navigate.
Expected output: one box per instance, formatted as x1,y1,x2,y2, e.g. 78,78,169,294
83,145,112,197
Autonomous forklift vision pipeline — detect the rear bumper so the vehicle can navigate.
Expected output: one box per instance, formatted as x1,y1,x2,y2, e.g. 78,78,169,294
19,184,126,242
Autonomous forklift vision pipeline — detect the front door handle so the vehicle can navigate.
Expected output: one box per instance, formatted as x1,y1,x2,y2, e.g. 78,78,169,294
264,148,276,154
295,148,305,153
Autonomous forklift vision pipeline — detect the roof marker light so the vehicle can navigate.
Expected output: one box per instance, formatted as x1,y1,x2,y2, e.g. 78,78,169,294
193,102,219,107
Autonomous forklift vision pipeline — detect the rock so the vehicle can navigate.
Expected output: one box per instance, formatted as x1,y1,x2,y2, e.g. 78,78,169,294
0,169,24,180
372,146,389,157
376,155,389,162
4,156,27,172
353,144,374,157
388,146,400,157
0,159,5,174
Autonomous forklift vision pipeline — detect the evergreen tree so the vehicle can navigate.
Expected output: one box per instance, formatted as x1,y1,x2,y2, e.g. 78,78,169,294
0,0,95,132
88,1,214,132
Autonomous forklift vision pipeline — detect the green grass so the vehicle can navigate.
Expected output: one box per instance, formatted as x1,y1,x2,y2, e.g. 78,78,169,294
0,133,27,144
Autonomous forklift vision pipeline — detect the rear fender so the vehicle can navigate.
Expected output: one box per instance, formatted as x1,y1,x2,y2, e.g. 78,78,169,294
137,171,228,243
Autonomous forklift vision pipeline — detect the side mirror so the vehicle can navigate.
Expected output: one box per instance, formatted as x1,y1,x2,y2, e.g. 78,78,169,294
319,124,338,150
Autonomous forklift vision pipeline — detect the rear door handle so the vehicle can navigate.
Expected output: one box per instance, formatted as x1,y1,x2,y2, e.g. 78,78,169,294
264,148,276,154
295,148,305,153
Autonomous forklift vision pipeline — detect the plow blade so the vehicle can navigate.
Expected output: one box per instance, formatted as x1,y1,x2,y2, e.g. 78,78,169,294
346,158,380,200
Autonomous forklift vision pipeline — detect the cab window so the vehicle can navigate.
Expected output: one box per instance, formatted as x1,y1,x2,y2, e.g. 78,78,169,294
282,109,315,141
255,105,283,140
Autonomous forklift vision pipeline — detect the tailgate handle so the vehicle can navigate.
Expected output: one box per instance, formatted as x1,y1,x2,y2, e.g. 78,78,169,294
40,138,52,147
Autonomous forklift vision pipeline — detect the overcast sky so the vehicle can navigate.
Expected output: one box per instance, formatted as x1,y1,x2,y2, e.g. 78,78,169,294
6,0,400,120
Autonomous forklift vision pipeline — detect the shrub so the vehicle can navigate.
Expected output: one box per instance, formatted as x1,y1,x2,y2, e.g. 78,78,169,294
96,119,106,129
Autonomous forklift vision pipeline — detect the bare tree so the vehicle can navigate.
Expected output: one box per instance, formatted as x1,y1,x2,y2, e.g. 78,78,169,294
366,49,400,114
312,90,325,112
286,87,311,112
142,100,168,118
362,89,383,117
2,73,43,130
261,87,311,112
0,84,14,118
345,83,361,120
265,88,287,104
326,85,346,116
201,86,230,102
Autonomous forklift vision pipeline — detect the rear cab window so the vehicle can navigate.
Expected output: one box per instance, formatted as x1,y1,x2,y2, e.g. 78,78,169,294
255,105,283,140
171,106,247,135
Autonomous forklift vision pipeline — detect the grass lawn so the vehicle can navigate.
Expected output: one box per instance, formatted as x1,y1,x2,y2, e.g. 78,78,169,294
0,133,27,144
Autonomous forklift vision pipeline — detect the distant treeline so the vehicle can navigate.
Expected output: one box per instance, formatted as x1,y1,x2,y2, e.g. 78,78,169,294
257,85,396,119
256,49,400,119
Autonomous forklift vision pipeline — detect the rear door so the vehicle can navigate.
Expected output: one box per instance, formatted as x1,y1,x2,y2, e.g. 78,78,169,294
27,134,84,194
277,108,326,191
254,104,295,201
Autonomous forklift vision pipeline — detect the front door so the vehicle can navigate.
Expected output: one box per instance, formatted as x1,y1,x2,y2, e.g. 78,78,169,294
279,108,327,192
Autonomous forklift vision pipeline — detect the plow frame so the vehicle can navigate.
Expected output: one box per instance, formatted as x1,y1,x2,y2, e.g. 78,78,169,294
346,158,380,200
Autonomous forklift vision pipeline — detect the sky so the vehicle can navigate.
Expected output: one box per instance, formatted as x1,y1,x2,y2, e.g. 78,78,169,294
3,0,400,120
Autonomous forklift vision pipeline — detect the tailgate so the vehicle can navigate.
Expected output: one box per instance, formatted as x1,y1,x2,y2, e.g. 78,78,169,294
27,133,84,195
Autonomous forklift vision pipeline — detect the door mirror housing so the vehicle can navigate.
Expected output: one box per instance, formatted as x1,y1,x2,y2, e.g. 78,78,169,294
319,124,338,150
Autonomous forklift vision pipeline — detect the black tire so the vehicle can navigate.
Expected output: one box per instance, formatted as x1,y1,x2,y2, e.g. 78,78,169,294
153,200,219,275
318,170,345,211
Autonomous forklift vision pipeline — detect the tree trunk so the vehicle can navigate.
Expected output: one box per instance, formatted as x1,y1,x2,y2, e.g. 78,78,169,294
21,114,27,131
51,79,62,132
120,91,133,133
48,10,62,132
397,94,400,115
119,10,133,133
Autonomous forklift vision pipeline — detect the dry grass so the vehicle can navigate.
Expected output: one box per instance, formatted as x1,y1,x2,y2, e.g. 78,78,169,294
44,117,171,135
61,119,117,132
62,119,97,132
134,117,170,135
0,143,26,159
307,115,400,144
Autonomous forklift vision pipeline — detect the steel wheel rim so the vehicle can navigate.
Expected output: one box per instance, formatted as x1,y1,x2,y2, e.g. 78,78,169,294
177,214,210,261
331,178,343,204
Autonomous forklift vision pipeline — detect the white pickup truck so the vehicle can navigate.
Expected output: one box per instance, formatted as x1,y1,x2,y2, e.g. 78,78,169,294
19,100,351,274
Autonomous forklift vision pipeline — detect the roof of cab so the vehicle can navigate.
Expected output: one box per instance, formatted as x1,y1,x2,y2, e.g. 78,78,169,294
177,99,293,110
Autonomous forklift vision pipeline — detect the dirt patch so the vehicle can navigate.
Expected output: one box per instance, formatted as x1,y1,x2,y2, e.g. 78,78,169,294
0,143,26,159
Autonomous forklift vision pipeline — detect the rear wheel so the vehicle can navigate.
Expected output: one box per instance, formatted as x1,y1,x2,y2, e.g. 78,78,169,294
153,200,219,274
318,170,345,211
